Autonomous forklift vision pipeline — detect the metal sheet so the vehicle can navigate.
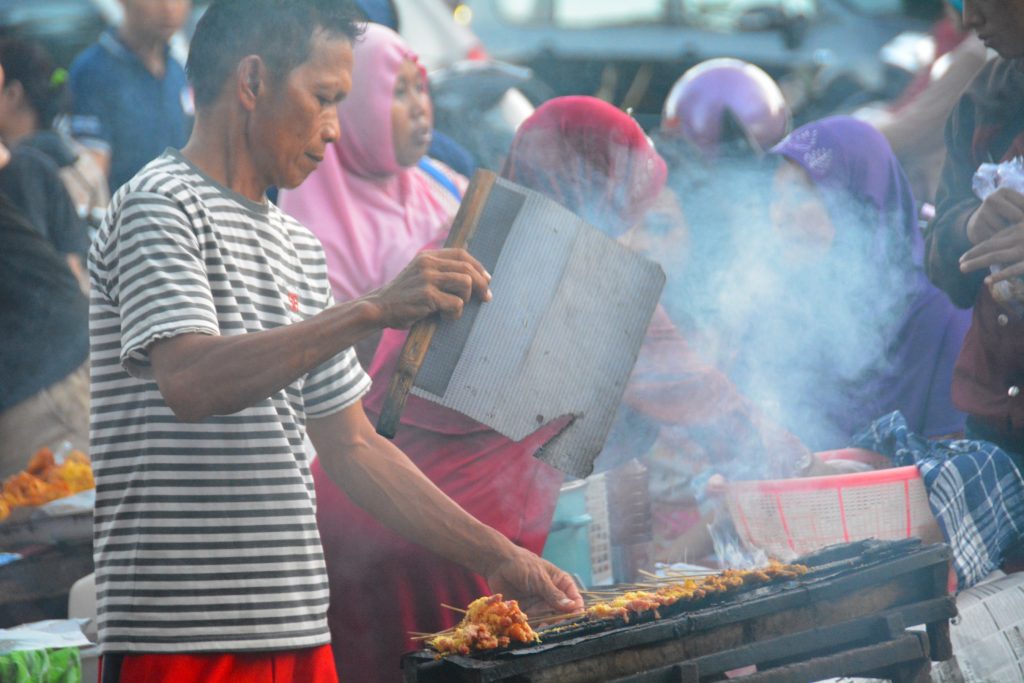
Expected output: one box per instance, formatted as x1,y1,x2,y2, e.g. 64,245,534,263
411,177,665,478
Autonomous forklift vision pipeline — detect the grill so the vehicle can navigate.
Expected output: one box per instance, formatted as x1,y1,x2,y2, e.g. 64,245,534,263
402,539,955,683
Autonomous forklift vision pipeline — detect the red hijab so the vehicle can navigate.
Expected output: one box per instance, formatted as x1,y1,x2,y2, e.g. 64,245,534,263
502,96,667,236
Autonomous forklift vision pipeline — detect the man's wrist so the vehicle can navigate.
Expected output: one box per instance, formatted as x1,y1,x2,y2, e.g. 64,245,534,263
471,530,519,577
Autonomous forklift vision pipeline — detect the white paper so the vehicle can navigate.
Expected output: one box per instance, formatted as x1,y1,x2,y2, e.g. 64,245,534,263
0,619,92,655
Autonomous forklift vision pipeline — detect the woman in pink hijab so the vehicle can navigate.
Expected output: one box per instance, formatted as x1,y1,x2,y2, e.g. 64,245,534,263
279,23,463,363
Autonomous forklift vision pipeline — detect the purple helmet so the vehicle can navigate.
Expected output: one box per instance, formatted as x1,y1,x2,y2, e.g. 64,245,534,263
661,58,791,156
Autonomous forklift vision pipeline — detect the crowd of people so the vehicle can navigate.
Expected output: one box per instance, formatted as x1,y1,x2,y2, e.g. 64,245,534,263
1,0,1024,681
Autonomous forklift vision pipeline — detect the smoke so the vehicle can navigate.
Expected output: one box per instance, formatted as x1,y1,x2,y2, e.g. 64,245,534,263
658,157,915,453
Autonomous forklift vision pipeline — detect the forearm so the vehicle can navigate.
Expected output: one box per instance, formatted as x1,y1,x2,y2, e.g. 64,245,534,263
311,418,515,576
925,198,983,307
925,104,986,307
152,299,382,420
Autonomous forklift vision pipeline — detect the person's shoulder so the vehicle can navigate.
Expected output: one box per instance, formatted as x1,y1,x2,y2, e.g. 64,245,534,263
271,203,325,249
110,153,204,212
8,144,60,174
967,56,1023,100
416,157,469,200
68,40,111,81
166,54,188,80
424,157,469,186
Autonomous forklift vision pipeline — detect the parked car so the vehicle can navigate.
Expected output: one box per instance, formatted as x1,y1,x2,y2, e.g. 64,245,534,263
459,0,944,125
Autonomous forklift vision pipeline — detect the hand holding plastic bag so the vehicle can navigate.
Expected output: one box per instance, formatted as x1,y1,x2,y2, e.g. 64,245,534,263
969,158,1024,312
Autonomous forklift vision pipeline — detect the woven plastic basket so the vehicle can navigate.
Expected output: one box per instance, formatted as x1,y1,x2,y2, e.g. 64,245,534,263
724,449,933,560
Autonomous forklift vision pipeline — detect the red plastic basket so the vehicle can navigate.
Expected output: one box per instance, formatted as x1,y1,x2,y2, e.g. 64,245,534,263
724,449,933,560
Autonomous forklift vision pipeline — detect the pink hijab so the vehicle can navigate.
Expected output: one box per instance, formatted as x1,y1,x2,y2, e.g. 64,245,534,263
279,24,454,302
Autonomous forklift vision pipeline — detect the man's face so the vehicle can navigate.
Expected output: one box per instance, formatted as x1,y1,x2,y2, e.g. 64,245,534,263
249,32,353,191
120,0,192,45
964,0,1024,59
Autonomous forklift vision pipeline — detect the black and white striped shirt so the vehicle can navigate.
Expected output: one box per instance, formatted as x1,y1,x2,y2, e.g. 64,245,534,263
89,150,370,654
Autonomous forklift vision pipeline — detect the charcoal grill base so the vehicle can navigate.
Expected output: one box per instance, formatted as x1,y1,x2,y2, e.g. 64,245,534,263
403,540,955,683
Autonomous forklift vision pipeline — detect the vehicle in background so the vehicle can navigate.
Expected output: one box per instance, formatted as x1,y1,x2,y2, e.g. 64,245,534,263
394,0,486,69
458,0,944,126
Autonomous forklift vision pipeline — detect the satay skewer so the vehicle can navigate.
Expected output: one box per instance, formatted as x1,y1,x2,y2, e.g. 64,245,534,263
440,602,467,614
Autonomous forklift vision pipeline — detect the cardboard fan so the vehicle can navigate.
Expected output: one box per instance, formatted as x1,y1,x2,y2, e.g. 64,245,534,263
376,170,665,479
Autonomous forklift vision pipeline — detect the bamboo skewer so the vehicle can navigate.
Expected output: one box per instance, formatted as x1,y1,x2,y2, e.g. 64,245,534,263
441,603,467,614
528,610,587,626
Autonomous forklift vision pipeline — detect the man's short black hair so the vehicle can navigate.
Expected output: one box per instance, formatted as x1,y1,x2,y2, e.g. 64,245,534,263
187,0,363,108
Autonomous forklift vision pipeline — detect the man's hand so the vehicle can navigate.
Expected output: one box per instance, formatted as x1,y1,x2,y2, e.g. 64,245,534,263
365,249,491,329
960,224,1024,285
965,187,1024,247
483,545,584,617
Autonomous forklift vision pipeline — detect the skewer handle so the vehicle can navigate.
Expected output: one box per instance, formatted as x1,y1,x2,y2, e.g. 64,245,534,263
376,170,497,438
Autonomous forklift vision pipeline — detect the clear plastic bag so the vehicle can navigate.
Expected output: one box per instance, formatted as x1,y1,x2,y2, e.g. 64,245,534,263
972,157,1024,314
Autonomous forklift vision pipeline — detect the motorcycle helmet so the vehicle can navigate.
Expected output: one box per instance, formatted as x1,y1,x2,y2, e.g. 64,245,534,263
661,58,791,157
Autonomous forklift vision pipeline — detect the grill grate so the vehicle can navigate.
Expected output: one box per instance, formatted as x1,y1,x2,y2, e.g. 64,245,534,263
403,539,955,683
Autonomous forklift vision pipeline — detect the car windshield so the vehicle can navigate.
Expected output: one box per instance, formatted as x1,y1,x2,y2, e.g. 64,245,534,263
553,0,666,27
682,0,816,31
496,0,818,31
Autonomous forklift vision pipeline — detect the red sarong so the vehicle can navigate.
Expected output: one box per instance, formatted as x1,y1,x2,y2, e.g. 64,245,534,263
99,644,337,683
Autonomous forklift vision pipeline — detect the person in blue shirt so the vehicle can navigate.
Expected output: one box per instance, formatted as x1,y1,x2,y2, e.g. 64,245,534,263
68,0,193,193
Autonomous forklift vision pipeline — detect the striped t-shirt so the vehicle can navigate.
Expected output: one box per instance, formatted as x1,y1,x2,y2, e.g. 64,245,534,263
88,150,371,654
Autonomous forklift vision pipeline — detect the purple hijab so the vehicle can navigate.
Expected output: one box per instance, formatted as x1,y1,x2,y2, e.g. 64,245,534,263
770,115,971,439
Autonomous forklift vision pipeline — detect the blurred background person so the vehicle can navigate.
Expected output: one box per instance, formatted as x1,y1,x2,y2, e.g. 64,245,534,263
0,36,109,232
68,0,193,194
352,0,477,176
703,115,970,452
0,190,89,479
871,0,991,206
0,61,89,292
280,24,465,367
925,0,1024,461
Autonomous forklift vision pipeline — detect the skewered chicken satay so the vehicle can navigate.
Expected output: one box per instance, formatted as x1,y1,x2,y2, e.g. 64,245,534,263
427,564,810,655
429,594,539,657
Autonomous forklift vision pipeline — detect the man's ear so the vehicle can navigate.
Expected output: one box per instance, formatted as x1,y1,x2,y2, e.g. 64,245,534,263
237,56,266,111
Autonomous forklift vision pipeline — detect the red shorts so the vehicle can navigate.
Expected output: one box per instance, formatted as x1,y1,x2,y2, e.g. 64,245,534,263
99,644,338,683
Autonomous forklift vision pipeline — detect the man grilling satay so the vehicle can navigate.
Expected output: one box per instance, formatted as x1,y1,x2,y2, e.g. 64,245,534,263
88,2,582,681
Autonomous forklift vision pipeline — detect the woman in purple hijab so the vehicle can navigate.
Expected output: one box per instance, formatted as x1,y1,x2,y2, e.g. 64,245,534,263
724,115,971,449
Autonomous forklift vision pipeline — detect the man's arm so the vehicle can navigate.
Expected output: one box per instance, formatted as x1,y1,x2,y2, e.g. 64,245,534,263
924,96,987,307
307,402,583,615
150,249,491,421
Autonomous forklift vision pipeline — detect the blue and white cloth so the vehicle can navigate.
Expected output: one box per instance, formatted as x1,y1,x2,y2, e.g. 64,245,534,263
852,411,1024,589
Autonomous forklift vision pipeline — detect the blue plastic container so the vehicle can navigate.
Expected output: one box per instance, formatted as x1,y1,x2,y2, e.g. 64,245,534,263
541,480,592,587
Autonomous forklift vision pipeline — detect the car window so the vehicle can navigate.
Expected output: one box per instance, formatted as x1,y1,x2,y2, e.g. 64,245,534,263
553,0,667,28
682,0,816,31
494,0,542,24
494,0,669,26
837,0,903,16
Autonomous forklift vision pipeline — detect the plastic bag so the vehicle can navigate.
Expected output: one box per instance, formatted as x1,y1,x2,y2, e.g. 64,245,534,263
972,158,1024,314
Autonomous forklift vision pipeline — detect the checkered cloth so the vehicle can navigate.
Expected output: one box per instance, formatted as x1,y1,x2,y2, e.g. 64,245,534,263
851,411,1024,589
